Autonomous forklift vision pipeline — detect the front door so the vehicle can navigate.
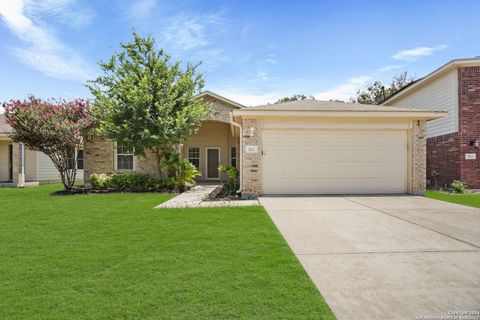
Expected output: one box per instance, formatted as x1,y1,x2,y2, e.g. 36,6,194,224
206,148,220,179
8,144,13,181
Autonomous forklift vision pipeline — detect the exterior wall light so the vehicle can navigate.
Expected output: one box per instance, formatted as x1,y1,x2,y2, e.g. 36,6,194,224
469,139,479,148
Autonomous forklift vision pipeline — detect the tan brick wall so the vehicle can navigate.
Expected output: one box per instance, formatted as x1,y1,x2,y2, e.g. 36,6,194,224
203,96,235,124
135,148,160,177
84,100,237,183
84,134,115,183
411,120,427,195
241,118,263,195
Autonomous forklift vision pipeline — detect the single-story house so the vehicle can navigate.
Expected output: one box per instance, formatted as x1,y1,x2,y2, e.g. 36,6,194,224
383,58,480,188
0,115,84,187
84,91,445,196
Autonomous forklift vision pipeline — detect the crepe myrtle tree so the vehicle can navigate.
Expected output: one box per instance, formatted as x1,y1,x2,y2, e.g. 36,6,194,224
3,97,94,191
86,31,212,180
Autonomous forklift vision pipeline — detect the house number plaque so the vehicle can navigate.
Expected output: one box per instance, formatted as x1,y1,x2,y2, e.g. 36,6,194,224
465,153,477,160
245,145,258,154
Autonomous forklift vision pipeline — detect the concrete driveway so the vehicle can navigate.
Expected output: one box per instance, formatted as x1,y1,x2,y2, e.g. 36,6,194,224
259,196,480,320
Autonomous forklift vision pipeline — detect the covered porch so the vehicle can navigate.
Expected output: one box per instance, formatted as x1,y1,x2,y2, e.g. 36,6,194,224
181,120,240,182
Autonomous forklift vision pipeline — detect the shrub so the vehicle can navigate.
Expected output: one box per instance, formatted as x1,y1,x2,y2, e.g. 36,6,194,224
450,180,467,194
219,164,239,196
90,172,162,192
90,173,112,190
161,151,200,192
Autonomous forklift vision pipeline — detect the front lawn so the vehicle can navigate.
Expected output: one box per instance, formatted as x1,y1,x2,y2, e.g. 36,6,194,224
425,190,480,208
0,185,334,319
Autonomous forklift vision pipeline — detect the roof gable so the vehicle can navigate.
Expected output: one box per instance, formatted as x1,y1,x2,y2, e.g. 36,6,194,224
383,58,480,104
0,114,12,135
196,91,245,109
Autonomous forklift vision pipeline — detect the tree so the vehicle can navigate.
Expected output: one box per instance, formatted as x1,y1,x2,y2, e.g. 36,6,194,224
352,71,415,104
275,94,315,104
3,97,94,191
86,32,211,180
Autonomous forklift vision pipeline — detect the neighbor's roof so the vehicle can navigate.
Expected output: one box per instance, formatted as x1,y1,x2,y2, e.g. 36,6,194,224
382,57,480,104
233,99,447,120
0,114,12,135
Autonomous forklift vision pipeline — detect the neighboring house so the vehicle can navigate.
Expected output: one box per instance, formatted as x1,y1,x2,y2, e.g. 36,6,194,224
383,58,480,188
0,115,84,187
84,91,445,196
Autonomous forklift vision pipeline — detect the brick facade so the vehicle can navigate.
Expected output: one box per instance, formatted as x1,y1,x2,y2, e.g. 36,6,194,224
458,66,480,188
425,66,480,189
412,120,427,194
241,118,263,196
83,97,238,184
426,132,460,188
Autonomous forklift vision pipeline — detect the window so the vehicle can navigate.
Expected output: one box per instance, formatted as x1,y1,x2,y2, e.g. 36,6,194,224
67,149,83,170
77,150,84,169
117,144,134,170
188,147,200,170
230,146,237,168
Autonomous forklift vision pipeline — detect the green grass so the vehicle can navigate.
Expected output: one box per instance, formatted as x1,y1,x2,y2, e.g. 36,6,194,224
425,190,480,208
0,185,335,320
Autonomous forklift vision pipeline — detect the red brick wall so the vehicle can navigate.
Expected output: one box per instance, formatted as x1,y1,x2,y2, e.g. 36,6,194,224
458,66,480,188
426,133,460,188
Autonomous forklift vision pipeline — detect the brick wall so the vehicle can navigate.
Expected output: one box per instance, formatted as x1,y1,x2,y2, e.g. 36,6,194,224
83,134,115,183
412,120,427,194
241,118,263,196
426,132,460,188
458,66,480,188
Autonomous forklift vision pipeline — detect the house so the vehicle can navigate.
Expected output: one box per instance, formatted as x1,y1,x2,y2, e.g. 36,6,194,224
84,91,445,196
0,115,84,187
383,58,480,188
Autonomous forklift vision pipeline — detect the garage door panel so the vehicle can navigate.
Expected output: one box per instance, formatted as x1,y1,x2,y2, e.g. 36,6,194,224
262,130,407,194
264,162,404,179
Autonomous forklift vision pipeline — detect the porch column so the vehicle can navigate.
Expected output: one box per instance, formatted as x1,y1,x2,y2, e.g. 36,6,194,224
12,142,25,187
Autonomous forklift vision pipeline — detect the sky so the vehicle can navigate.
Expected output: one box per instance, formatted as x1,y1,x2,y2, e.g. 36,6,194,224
0,0,479,108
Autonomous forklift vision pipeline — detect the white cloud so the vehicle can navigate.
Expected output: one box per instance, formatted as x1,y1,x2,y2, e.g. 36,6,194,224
130,0,157,19
392,45,447,61
27,0,94,29
265,54,277,64
314,76,371,101
0,0,96,81
256,71,268,81
377,64,404,72
161,11,225,52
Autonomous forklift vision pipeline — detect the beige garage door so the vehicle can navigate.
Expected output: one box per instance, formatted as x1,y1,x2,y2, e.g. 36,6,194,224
262,130,407,194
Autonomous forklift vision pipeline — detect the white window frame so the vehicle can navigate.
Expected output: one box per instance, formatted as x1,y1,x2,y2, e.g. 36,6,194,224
187,146,201,171
76,149,84,170
205,147,221,180
67,148,84,170
230,146,237,168
115,142,135,172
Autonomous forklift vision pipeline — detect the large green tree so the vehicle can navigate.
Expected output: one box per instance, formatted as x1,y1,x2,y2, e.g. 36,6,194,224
87,32,211,180
352,71,415,104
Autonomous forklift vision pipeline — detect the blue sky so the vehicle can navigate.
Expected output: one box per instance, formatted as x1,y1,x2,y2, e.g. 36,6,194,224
0,0,479,107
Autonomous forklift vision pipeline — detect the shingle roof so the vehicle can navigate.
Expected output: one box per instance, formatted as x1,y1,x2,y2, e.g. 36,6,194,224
250,100,430,112
0,114,13,134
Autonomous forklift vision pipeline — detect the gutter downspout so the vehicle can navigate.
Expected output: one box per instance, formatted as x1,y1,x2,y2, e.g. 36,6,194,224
230,115,242,194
